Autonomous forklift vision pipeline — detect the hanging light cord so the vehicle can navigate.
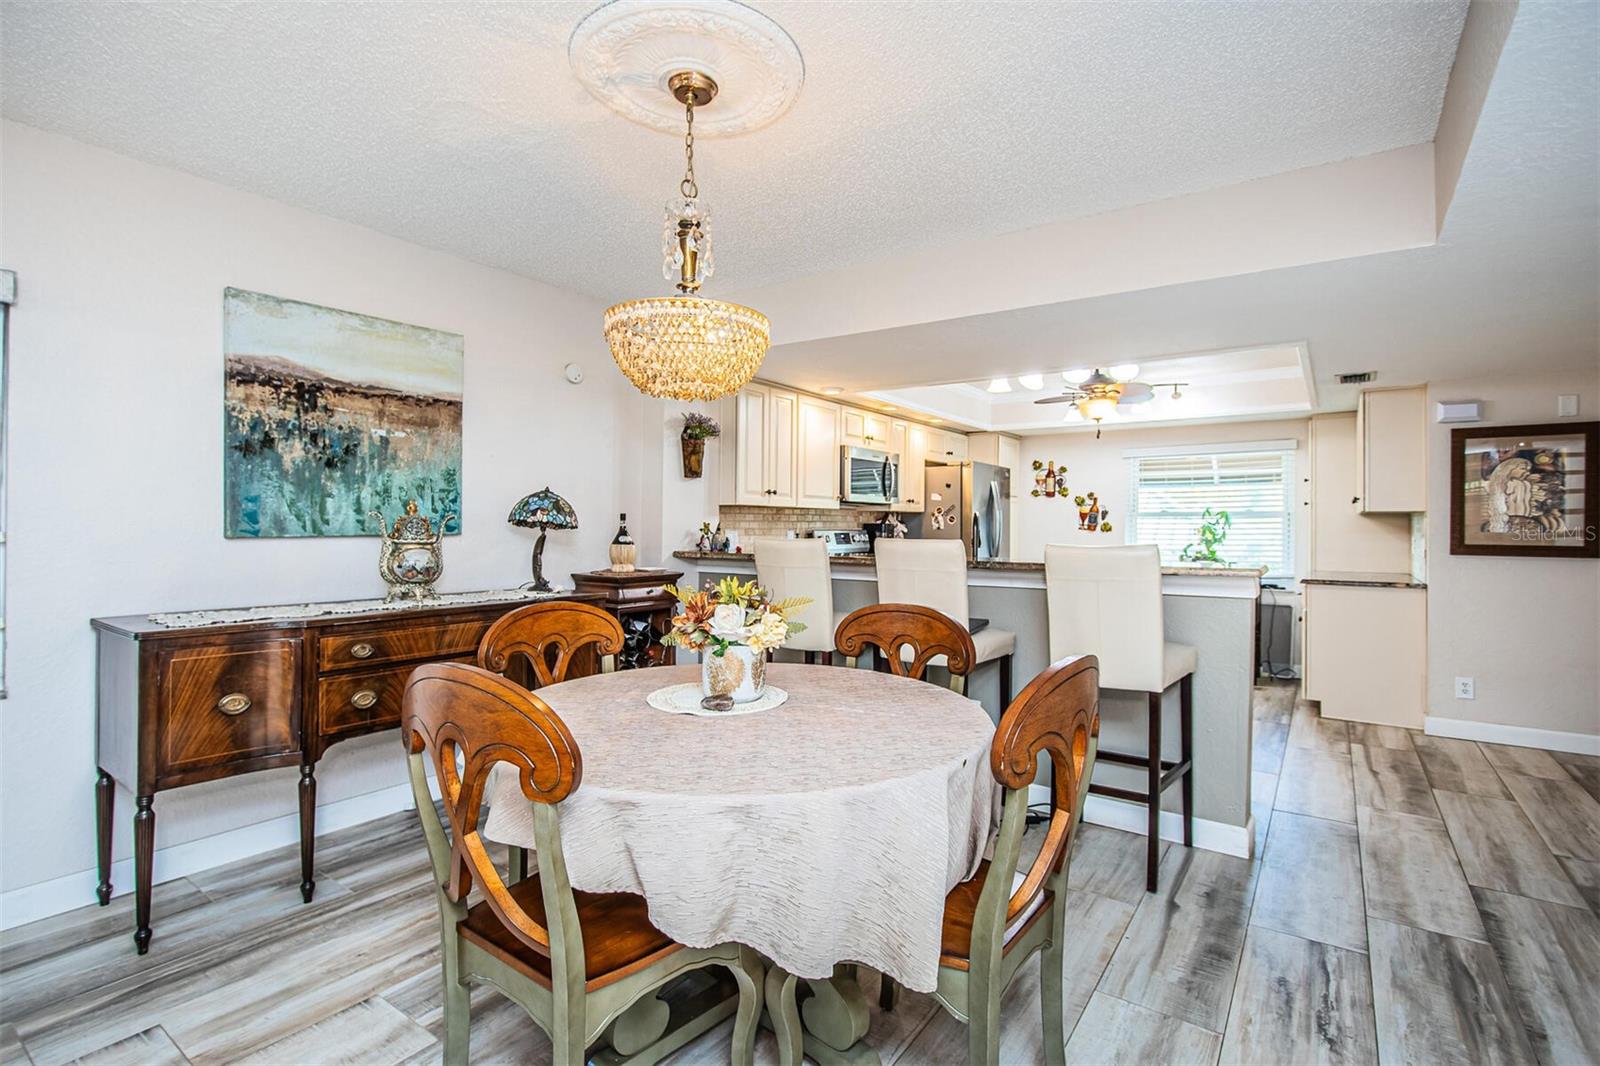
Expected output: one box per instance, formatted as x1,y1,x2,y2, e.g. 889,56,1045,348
680,97,698,200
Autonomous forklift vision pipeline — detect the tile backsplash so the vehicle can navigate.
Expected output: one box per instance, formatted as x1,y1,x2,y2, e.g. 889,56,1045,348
715,506,888,546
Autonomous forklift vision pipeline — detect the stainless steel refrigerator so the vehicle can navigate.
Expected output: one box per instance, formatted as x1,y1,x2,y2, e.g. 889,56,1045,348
922,462,1012,561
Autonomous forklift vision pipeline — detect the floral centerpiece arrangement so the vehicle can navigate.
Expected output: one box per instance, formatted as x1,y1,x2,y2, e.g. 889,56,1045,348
662,577,810,703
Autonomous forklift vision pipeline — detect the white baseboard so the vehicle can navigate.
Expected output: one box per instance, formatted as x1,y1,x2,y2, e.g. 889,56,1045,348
1028,784,1253,859
0,780,433,931
1424,715,1600,756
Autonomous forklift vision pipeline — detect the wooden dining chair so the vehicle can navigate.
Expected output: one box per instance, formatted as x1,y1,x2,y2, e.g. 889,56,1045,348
478,601,627,884
402,663,764,1066
833,603,978,694
478,600,626,686
770,655,1101,1066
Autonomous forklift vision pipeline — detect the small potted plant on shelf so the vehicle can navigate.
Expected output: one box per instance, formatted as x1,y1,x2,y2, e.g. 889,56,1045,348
680,412,720,479
1180,507,1232,566
661,577,810,704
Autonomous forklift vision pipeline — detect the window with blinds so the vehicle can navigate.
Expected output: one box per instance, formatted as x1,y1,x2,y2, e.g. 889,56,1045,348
1126,448,1295,578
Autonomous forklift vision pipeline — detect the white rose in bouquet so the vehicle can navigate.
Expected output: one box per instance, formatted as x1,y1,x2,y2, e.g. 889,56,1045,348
747,611,790,652
707,603,753,644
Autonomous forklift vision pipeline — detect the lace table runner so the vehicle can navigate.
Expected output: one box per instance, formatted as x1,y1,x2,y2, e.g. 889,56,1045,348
147,586,569,628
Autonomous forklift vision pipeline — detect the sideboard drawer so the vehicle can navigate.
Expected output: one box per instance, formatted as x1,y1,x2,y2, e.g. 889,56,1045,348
158,640,301,775
317,658,469,738
318,617,492,672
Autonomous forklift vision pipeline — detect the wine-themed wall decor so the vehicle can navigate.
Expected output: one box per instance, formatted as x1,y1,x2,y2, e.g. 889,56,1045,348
1031,459,1068,498
1074,493,1113,533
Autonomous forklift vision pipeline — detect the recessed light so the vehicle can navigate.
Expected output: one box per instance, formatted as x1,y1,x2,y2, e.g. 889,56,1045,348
1017,373,1044,391
1063,369,1091,385
1109,363,1140,381
986,378,1012,393
820,386,843,395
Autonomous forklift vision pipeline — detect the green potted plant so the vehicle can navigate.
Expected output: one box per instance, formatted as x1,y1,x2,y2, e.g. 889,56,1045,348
1180,508,1232,565
681,412,720,479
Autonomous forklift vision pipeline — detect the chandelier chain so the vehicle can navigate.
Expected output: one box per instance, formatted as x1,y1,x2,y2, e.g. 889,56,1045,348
680,98,698,200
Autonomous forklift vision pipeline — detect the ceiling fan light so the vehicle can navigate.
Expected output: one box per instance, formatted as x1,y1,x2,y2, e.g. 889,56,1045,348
1063,368,1092,385
1017,373,1044,391
1079,396,1117,423
986,377,1012,393
1109,363,1140,381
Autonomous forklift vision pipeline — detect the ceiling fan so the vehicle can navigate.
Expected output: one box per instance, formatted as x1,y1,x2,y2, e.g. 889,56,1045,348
1033,365,1186,437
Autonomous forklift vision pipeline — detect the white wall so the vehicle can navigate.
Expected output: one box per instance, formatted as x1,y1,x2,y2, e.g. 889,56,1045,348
0,122,644,896
1016,418,1311,572
1426,368,1600,738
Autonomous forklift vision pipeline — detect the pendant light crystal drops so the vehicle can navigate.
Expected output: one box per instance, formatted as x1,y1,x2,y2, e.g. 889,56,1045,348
604,71,771,402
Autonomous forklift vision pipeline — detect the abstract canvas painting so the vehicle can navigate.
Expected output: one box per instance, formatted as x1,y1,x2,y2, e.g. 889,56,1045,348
223,288,463,538
1450,421,1597,558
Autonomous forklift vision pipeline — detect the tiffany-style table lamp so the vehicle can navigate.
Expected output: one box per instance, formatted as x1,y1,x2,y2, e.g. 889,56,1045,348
508,488,578,593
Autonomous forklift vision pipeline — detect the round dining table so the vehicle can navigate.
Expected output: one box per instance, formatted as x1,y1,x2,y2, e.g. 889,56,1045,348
481,661,999,1063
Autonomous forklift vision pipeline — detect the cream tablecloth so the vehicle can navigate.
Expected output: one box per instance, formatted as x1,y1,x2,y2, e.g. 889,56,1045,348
482,662,998,992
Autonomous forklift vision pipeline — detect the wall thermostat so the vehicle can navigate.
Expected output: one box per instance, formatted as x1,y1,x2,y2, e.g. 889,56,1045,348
564,363,584,385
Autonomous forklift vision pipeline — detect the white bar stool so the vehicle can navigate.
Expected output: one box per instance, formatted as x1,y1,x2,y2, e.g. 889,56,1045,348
1044,544,1195,892
873,539,1015,703
751,537,846,664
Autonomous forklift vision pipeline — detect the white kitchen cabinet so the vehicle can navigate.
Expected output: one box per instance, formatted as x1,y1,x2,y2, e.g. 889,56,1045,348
890,420,928,512
1309,413,1412,572
1301,582,1426,728
841,407,892,449
722,382,798,507
1355,386,1427,513
796,395,842,509
927,428,968,463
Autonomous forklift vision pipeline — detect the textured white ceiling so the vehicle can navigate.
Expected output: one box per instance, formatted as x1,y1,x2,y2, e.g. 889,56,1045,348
0,0,1466,300
761,2,1599,409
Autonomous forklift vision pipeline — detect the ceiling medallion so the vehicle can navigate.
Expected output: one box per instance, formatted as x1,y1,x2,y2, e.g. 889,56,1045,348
569,0,805,137
602,68,771,401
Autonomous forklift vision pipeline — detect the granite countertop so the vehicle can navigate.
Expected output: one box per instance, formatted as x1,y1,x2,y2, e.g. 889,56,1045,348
672,549,1265,578
1302,571,1427,590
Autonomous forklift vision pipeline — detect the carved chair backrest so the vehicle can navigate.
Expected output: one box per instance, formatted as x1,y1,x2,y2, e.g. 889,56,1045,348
478,601,625,688
833,603,978,690
979,654,1100,945
401,662,583,962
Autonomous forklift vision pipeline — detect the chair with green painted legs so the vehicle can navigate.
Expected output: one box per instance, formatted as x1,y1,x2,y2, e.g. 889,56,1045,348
401,663,764,1066
930,653,1100,1065
833,603,978,694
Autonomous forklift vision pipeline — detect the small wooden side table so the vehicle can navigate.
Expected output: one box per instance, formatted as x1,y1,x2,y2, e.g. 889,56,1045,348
570,569,684,670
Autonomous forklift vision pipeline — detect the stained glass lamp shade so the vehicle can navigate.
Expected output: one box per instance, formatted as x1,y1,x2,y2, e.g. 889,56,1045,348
508,488,578,593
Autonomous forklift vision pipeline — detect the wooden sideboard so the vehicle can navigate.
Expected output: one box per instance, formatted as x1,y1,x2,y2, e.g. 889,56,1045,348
92,589,617,954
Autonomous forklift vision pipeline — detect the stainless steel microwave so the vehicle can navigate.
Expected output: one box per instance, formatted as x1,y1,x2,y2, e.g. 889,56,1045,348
840,445,901,506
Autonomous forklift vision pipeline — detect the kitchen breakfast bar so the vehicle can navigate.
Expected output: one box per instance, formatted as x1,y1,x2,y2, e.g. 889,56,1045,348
672,549,1264,859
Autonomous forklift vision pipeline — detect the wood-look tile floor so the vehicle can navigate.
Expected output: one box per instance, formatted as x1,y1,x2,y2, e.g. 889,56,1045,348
3,682,1597,1065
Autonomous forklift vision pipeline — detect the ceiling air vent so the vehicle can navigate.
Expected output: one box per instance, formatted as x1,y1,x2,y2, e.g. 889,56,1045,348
1335,371,1376,385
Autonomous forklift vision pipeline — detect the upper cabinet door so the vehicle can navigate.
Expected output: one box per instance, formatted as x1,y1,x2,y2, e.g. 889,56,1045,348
892,420,928,512
796,395,842,509
928,428,969,463
1356,387,1427,513
766,388,799,507
842,406,891,448
729,383,772,505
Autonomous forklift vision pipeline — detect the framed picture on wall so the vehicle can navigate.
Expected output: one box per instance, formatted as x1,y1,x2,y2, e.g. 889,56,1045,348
1449,421,1597,558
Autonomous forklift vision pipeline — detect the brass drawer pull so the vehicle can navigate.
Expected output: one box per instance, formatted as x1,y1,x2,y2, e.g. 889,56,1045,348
350,689,379,710
216,692,252,716
350,642,376,659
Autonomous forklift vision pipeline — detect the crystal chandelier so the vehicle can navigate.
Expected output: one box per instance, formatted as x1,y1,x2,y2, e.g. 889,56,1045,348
604,71,770,402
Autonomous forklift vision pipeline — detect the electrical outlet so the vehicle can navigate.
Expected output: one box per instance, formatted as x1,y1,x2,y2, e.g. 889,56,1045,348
1455,677,1476,700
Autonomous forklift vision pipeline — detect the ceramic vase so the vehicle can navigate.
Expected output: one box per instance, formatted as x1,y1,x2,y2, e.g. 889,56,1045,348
681,437,706,478
701,644,767,703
